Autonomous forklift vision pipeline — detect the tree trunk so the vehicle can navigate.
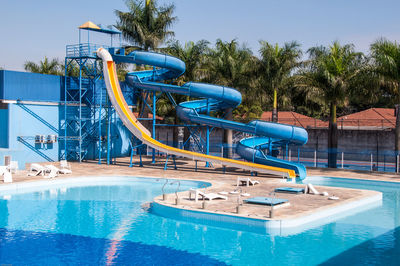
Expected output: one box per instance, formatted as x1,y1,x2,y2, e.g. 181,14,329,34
328,103,338,168
395,105,400,171
223,108,233,158
272,89,278,123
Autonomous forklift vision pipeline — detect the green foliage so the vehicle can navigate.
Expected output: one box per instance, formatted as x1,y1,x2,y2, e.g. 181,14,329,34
203,39,260,122
24,57,63,75
370,38,400,106
257,41,302,110
164,39,209,83
115,0,176,51
295,41,365,121
233,101,263,123
203,39,255,89
60,61,80,77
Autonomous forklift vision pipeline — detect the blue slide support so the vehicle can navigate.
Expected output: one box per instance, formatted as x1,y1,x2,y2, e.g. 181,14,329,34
110,49,308,179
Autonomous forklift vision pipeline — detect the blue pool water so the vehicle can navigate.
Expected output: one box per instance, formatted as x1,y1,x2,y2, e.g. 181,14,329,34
0,176,399,265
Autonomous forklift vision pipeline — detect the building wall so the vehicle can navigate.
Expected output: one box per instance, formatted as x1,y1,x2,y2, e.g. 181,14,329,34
0,70,61,102
0,103,59,169
0,103,8,148
302,128,395,162
305,128,394,152
0,70,136,168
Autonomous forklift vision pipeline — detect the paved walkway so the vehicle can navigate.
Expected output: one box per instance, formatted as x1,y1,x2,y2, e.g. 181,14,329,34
1,156,391,221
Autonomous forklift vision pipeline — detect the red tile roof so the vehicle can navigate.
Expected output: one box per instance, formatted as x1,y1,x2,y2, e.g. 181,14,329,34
337,108,395,129
261,111,327,128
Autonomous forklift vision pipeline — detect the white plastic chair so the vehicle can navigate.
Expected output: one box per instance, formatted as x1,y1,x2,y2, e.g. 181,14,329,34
189,189,228,202
7,161,18,174
60,160,71,171
46,164,72,175
237,177,259,187
44,167,58,179
27,163,46,176
3,171,12,183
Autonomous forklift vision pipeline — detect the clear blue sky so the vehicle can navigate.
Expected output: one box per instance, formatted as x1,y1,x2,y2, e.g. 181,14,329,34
0,0,399,71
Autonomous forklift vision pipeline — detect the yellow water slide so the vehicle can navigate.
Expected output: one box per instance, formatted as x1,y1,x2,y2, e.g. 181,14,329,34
96,48,296,179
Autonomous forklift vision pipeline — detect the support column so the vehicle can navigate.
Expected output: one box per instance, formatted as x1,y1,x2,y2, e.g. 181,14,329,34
206,99,210,167
152,92,156,163
395,105,400,171
107,97,111,165
223,108,233,159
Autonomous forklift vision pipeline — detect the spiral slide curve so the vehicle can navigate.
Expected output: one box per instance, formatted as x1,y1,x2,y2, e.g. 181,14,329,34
97,48,308,179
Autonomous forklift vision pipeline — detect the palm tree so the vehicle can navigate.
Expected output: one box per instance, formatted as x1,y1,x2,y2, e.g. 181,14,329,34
371,38,400,158
297,41,364,168
115,0,177,131
164,39,210,149
115,0,176,51
165,39,209,83
258,41,302,122
370,39,400,104
24,57,62,75
205,39,255,89
204,39,256,157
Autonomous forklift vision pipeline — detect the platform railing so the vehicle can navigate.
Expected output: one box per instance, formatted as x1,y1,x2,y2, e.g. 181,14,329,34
136,141,400,174
66,43,110,58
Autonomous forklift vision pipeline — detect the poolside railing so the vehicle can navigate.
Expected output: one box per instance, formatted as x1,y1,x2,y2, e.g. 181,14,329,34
135,141,400,174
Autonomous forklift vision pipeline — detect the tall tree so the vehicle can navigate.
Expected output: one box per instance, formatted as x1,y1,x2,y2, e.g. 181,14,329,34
258,41,302,122
204,39,256,157
115,0,177,134
297,41,364,168
165,39,210,149
24,57,62,75
115,0,176,51
165,39,209,83
371,39,400,160
370,39,400,105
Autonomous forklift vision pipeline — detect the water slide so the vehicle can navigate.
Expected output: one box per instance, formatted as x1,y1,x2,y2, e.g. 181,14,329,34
97,48,308,179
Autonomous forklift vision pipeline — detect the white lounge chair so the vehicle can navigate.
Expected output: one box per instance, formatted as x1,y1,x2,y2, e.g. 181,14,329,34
237,177,259,187
44,167,58,179
27,163,46,176
0,166,12,183
189,189,228,202
307,184,320,195
0,166,7,176
60,160,71,172
46,164,72,175
3,171,12,183
7,161,18,174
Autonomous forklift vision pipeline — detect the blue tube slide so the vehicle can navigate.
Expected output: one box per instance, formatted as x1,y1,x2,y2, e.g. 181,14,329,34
111,50,308,179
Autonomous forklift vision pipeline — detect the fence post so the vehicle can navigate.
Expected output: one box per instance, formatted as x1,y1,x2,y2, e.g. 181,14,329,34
370,153,373,171
221,145,224,158
397,154,399,173
383,155,386,172
288,149,291,161
341,152,344,169
314,150,317,167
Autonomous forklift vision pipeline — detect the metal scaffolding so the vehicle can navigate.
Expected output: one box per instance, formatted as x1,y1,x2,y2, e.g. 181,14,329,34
62,23,121,163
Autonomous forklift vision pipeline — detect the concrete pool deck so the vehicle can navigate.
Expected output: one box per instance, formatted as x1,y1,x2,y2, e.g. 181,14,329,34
1,156,394,227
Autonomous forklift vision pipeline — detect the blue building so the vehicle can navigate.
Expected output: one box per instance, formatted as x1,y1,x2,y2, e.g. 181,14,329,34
0,70,134,169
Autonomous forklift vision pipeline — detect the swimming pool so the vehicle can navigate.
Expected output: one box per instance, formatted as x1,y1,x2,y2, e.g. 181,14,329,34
0,176,399,265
